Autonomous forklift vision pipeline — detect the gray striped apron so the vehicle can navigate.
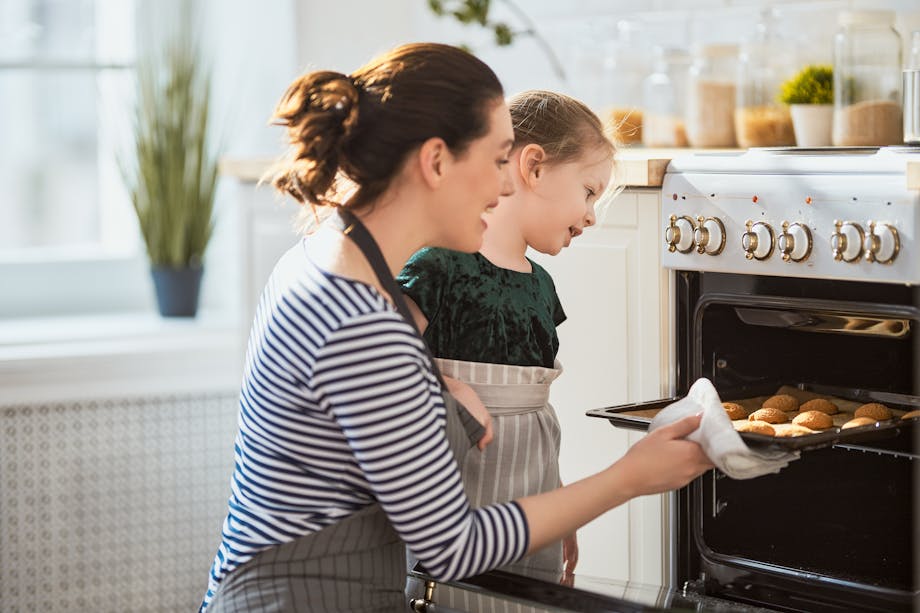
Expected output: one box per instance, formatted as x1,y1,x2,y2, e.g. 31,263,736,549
416,358,564,613
208,392,474,613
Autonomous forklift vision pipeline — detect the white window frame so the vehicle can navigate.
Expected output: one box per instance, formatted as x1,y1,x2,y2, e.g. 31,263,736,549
0,0,150,318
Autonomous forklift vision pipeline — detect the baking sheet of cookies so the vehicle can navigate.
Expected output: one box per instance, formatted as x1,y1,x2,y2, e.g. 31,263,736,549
724,385,909,437
591,384,916,450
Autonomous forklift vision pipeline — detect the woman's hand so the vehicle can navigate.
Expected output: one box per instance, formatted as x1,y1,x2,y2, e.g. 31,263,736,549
616,414,714,498
444,376,493,450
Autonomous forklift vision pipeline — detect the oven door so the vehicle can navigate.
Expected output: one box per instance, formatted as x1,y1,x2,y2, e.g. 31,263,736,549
591,271,919,612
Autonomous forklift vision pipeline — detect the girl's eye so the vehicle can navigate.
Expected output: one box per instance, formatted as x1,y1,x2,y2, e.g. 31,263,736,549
585,187,596,200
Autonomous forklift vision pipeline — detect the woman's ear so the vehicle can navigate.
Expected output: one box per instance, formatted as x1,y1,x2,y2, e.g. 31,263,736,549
418,137,450,188
517,143,546,189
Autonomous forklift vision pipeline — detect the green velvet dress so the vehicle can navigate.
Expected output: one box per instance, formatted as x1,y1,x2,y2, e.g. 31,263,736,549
396,248,566,368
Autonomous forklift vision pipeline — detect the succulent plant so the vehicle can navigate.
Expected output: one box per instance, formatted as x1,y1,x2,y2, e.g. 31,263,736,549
779,65,834,105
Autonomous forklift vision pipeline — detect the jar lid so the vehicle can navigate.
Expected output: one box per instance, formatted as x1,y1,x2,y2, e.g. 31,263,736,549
838,10,895,27
695,43,739,59
653,45,691,62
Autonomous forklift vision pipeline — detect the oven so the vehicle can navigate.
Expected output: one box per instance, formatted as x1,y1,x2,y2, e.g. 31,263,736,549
590,147,920,612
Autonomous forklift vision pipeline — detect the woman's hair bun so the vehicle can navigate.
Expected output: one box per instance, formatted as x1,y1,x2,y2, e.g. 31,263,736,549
268,71,359,206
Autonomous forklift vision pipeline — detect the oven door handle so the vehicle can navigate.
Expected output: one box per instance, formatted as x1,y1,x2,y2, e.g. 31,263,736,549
585,397,681,432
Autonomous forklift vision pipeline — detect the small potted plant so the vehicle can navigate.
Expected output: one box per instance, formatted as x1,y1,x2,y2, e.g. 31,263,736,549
122,32,219,317
779,64,834,147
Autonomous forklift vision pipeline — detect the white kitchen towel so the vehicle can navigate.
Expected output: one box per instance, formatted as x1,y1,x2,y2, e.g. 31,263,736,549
649,378,800,479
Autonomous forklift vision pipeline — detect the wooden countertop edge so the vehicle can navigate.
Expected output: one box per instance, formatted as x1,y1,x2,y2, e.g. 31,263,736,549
219,155,676,188
220,154,920,190
219,158,276,184
908,161,920,190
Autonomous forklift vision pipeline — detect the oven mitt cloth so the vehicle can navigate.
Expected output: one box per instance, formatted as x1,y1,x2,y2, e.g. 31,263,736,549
649,378,800,479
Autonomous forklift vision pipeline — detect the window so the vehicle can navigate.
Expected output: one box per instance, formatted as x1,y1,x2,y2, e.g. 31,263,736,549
1,0,136,255
0,0,144,317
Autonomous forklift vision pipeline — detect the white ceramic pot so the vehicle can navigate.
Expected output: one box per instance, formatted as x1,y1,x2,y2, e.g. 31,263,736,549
790,104,834,147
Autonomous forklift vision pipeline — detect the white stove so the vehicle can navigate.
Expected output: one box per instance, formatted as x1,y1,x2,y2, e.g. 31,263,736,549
661,147,920,285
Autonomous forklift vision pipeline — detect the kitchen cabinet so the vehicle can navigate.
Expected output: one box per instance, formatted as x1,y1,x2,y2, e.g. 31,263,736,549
529,156,671,584
220,158,302,330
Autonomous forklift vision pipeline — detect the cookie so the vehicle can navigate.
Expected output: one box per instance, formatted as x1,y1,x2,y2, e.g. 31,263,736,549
901,410,920,420
854,403,893,421
799,398,839,415
736,420,775,436
792,410,834,430
748,407,788,424
762,394,799,412
842,416,877,429
775,425,813,437
723,402,747,420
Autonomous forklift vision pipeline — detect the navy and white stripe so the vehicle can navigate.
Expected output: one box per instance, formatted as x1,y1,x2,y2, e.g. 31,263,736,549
201,241,529,611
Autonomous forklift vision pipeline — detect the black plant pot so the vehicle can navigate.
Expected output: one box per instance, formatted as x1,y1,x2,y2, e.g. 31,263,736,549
150,266,203,317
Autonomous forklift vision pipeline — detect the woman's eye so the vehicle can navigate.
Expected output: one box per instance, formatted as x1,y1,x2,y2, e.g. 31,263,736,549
497,158,510,168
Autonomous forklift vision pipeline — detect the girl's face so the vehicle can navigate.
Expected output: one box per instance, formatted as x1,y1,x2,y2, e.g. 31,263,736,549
436,100,515,252
524,145,612,255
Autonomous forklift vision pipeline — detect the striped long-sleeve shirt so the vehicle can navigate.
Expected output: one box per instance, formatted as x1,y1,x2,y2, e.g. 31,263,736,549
201,241,530,611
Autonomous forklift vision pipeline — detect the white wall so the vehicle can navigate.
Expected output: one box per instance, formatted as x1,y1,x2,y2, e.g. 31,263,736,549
291,0,920,108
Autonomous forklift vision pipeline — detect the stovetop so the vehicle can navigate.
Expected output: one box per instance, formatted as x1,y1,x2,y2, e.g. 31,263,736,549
660,146,920,284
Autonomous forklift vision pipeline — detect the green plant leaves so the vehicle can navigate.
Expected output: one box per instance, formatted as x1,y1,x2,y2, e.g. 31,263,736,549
779,65,834,105
121,32,218,269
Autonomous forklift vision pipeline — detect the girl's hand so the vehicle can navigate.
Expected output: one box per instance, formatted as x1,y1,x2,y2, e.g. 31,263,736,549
561,531,578,586
616,414,714,497
444,376,494,450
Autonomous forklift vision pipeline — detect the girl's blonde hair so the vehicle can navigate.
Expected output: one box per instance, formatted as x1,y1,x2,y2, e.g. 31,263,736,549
508,90,620,219
508,90,615,164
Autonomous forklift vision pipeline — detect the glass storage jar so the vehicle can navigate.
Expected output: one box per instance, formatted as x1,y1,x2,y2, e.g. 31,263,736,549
642,46,690,147
686,44,739,148
904,31,920,145
832,10,902,146
599,20,647,145
734,14,796,147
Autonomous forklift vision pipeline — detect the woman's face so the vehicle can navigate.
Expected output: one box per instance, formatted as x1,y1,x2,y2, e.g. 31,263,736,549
435,100,515,252
524,145,612,255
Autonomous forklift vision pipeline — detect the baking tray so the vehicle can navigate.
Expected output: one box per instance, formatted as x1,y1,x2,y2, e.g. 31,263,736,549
586,382,919,453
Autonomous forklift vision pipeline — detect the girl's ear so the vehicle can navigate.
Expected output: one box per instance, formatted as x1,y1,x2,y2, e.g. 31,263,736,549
418,137,450,188
518,143,546,189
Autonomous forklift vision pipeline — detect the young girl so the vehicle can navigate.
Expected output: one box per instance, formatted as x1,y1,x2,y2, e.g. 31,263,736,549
398,90,614,588
201,44,711,612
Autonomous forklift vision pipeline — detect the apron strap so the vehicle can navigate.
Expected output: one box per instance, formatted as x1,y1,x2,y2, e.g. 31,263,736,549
331,208,485,447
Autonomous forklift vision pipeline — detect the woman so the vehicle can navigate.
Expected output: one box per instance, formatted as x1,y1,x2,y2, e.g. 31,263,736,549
200,43,712,613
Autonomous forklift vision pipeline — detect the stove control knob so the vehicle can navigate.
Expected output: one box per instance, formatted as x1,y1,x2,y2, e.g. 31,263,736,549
741,220,775,261
830,221,865,263
778,222,813,262
864,221,899,264
694,216,726,255
665,215,696,253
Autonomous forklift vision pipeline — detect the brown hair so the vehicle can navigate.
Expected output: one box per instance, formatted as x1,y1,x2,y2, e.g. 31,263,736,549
508,90,615,164
267,43,504,212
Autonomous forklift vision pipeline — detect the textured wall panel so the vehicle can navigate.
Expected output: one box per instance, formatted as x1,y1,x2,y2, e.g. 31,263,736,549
0,392,239,612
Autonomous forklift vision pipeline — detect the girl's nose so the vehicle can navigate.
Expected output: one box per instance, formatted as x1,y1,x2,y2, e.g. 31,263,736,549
583,205,596,227
500,164,515,197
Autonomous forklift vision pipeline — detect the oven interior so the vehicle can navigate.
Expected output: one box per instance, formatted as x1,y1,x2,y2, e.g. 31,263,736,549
675,271,919,612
